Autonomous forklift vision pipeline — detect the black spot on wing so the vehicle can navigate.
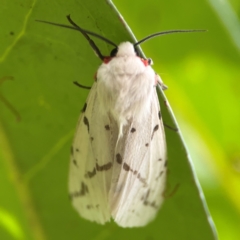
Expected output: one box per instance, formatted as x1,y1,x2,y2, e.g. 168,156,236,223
86,204,99,210
151,124,159,140
80,182,89,195
156,170,164,181
123,162,130,171
123,162,138,175
85,168,96,178
69,181,89,200
153,124,159,132
141,189,158,209
130,127,136,133
96,162,112,171
145,143,149,147
137,173,148,187
116,153,122,164
158,110,162,120
122,163,149,186
81,103,87,113
105,125,110,130
83,116,90,132
73,159,78,167
133,170,138,175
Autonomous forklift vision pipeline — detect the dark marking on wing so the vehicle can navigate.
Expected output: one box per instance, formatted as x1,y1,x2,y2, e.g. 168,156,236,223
122,163,149,186
156,170,164,180
145,143,149,147
85,168,96,178
81,103,87,113
158,110,162,120
137,173,147,187
130,127,136,133
133,170,138,175
96,162,112,171
123,162,138,174
69,181,89,200
151,124,159,139
153,124,159,131
158,158,162,161
123,162,130,171
90,137,94,141
83,116,90,132
105,125,110,130
142,189,158,209
86,204,99,209
80,182,89,195
73,159,78,167
76,148,79,152
116,153,122,164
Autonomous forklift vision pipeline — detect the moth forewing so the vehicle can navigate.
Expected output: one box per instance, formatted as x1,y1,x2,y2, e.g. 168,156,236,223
69,83,112,224
109,90,167,227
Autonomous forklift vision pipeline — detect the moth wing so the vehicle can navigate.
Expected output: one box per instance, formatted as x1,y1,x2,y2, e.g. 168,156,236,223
110,90,167,227
69,83,116,224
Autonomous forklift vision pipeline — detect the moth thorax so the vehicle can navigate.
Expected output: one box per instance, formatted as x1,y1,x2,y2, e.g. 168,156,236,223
116,42,136,57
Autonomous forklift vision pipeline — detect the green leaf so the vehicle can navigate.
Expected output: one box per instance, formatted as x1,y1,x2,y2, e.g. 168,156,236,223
2,0,238,239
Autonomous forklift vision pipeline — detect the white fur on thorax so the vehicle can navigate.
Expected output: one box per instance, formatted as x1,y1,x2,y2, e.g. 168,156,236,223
97,42,155,132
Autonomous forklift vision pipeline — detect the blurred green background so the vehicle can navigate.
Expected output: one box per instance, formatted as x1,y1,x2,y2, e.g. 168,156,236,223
0,0,239,239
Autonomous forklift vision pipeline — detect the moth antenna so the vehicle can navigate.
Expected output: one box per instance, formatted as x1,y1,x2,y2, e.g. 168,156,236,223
66,15,105,60
35,20,117,47
36,19,117,47
36,15,118,60
134,29,207,46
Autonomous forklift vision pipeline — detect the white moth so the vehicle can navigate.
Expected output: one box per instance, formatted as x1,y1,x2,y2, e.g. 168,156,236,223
37,16,201,227
69,40,167,228
68,21,168,228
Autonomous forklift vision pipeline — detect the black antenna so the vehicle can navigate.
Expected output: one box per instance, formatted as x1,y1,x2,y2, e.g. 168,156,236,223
36,17,117,48
65,15,106,60
37,16,206,58
134,29,206,46
36,16,118,60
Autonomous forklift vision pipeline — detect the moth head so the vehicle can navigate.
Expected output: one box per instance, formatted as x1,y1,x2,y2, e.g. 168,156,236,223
110,42,140,57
